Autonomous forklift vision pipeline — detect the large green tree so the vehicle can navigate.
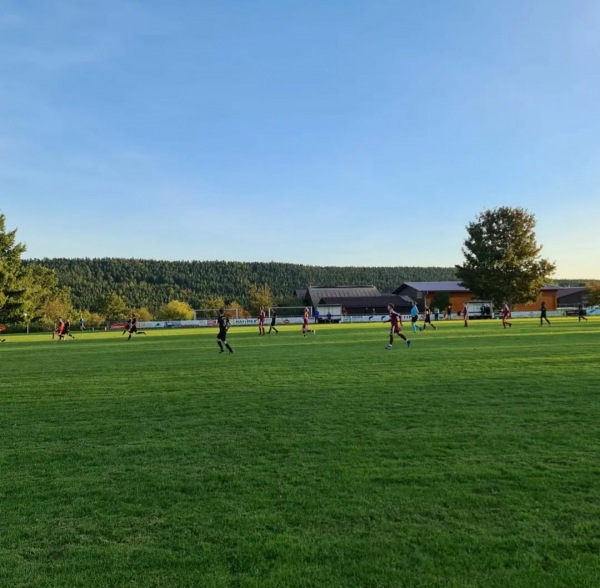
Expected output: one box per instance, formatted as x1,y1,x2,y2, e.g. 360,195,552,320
22,264,61,321
102,293,129,320
157,300,194,320
587,282,600,306
0,213,28,323
248,283,274,316
456,207,556,306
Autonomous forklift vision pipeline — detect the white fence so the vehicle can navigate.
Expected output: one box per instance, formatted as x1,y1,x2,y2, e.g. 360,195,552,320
108,307,595,331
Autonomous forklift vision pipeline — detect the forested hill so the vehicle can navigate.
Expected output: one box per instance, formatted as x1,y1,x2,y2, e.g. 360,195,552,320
26,258,458,312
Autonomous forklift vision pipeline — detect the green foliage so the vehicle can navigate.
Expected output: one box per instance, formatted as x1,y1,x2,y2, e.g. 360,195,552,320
25,258,458,313
132,307,154,321
430,292,451,311
84,311,106,329
227,300,249,318
0,213,28,322
248,283,274,316
22,264,61,322
157,300,194,320
587,282,600,306
39,289,73,327
456,207,556,306
196,295,226,318
102,293,129,320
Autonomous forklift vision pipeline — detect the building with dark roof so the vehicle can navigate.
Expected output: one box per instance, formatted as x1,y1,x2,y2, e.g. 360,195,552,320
298,285,412,316
556,287,589,307
393,281,560,312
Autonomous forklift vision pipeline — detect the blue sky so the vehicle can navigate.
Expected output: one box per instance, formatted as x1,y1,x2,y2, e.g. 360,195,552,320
1,0,599,278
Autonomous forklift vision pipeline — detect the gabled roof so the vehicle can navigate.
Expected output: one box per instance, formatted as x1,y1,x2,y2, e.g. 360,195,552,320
394,281,562,294
318,295,413,308
556,287,587,299
394,281,469,294
305,285,381,305
308,285,381,298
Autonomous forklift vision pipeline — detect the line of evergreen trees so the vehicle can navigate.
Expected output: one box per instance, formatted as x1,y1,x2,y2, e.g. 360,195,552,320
26,258,460,313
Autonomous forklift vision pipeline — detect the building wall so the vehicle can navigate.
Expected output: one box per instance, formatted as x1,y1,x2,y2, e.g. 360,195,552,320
432,290,559,313
401,286,559,313
447,292,475,313
513,291,558,311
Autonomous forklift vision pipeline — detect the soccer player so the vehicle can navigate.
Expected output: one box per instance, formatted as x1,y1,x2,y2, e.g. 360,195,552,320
1,325,6,343
60,319,75,340
127,314,147,341
501,301,512,329
462,303,469,327
410,302,422,333
302,307,313,336
122,316,132,336
422,307,437,331
217,308,233,353
268,310,279,334
383,303,410,349
540,301,551,326
54,318,65,340
578,304,588,322
258,307,266,335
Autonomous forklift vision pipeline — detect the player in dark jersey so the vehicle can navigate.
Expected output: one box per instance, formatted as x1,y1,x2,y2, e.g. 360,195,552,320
383,303,411,349
422,307,437,331
217,309,233,353
578,304,588,322
127,314,147,341
540,301,551,326
268,310,279,334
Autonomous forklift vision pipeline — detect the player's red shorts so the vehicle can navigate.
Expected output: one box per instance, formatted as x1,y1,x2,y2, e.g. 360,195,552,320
390,324,401,335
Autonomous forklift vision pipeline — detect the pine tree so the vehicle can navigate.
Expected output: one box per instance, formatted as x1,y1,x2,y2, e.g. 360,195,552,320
0,214,27,323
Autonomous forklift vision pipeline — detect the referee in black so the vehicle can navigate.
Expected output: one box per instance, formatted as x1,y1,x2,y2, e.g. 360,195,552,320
217,309,234,354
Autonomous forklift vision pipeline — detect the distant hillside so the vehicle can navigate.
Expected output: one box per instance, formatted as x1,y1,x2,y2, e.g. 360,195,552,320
27,258,458,312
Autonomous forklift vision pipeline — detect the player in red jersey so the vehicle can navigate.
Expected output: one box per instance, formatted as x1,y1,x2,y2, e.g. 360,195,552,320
53,318,65,340
258,307,266,335
302,307,313,337
501,301,512,328
383,303,411,349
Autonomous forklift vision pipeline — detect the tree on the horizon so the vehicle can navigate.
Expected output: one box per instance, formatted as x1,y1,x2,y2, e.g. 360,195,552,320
587,282,600,306
248,283,274,316
456,207,555,306
102,293,129,320
0,213,28,323
157,300,194,320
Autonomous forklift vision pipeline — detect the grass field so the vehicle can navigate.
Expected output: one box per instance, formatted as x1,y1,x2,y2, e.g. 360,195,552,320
1,318,599,587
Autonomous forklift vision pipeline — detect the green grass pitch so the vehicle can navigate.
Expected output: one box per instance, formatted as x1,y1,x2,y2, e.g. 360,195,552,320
2,319,599,587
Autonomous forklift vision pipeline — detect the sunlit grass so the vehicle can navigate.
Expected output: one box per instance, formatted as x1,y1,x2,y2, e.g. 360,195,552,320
1,318,599,587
